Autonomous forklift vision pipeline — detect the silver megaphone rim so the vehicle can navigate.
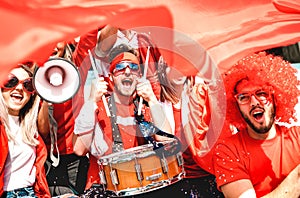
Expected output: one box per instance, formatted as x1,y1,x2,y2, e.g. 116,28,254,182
33,57,81,103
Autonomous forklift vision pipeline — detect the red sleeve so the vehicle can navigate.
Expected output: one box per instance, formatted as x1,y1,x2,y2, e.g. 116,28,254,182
183,83,211,157
0,122,8,197
73,28,98,83
213,135,250,191
34,135,51,197
72,29,98,118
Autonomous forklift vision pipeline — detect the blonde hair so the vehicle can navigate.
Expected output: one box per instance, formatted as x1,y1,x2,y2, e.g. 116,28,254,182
0,65,41,146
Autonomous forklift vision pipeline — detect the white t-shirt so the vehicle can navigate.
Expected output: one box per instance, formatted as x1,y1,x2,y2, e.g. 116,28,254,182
4,115,36,191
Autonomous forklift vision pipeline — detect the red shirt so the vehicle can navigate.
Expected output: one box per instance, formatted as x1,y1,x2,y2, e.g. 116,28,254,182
213,125,300,197
173,106,210,178
43,100,78,155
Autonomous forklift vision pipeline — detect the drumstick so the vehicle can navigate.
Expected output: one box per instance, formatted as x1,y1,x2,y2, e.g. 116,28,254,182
137,46,150,116
88,50,111,117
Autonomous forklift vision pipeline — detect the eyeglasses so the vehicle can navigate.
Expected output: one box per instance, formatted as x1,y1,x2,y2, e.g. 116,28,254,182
113,61,140,76
115,61,139,71
1,74,34,93
234,87,273,105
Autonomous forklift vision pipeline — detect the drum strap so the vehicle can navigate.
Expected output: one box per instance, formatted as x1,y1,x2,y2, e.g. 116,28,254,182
134,99,182,157
107,95,181,155
108,96,124,152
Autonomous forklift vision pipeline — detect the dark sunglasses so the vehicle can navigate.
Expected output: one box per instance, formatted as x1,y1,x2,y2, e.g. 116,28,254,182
115,62,139,71
2,74,35,93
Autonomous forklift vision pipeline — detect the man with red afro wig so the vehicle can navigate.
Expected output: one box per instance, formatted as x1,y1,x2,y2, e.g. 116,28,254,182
213,51,300,198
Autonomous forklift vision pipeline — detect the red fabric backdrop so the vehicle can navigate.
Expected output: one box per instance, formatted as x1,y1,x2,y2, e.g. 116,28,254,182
1,0,300,81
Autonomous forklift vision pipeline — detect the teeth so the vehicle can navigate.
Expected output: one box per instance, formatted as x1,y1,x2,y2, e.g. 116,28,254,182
251,107,264,118
11,93,22,97
122,79,133,85
11,93,23,100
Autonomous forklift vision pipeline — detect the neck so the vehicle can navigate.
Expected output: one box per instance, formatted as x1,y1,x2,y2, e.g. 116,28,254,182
113,92,135,105
247,124,277,140
8,108,19,116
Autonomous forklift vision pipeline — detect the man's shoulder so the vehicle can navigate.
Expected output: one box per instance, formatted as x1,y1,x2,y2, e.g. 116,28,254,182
215,129,245,150
276,124,300,137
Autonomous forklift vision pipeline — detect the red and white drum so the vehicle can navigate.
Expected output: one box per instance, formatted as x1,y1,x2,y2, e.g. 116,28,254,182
98,140,185,196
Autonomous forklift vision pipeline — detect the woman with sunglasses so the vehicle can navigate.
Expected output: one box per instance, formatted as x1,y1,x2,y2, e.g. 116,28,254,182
212,51,300,198
0,64,51,197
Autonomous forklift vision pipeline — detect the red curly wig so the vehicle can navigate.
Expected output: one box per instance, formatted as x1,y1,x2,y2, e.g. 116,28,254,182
222,51,300,130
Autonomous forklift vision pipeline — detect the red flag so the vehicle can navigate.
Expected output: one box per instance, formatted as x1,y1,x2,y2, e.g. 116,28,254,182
0,1,173,80
1,0,300,80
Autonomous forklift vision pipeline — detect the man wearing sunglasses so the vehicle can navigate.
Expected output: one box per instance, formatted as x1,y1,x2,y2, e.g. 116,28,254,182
212,51,300,198
73,44,174,196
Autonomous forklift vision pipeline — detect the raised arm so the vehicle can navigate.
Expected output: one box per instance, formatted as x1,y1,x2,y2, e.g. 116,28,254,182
136,78,173,142
94,24,118,58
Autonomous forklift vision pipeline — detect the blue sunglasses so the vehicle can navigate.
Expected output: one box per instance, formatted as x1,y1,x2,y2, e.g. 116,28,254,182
115,62,139,71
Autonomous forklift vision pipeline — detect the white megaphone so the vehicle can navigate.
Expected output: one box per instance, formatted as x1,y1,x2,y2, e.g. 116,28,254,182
33,57,81,103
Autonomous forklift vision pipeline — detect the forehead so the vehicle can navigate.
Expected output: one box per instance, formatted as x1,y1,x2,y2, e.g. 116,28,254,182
120,56,139,64
115,52,139,63
10,68,30,79
235,79,265,93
